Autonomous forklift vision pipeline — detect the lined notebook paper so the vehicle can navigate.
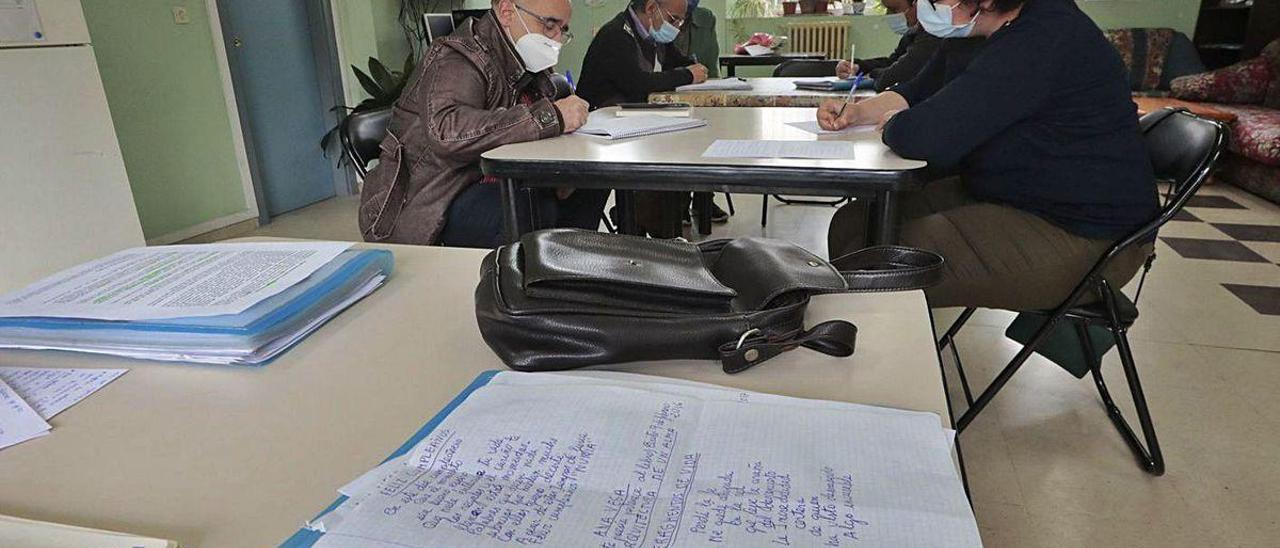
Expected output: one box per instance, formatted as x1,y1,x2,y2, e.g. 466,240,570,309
299,371,980,548
703,139,856,159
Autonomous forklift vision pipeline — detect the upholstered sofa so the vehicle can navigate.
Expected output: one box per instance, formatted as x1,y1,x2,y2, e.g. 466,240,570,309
1171,39,1280,204
1103,28,1207,96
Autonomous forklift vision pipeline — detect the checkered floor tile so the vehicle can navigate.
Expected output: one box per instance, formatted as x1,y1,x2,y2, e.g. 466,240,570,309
1166,189,1280,315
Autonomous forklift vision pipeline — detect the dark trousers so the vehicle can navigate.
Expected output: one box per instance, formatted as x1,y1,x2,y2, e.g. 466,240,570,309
828,178,1149,311
438,183,610,249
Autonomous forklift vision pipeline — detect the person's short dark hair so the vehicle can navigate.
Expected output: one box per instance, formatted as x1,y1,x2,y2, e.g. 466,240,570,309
629,0,650,10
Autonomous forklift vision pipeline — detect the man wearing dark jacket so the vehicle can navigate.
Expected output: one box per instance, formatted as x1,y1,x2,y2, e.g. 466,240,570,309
577,0,708,107
357,0,605,248
836,0,941,91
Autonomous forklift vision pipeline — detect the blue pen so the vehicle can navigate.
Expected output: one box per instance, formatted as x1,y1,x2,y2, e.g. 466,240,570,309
837,72,863,118
565,70,576,93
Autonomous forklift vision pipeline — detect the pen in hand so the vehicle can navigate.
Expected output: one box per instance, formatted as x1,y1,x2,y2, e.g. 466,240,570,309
836,72,864,119
565,70,576,93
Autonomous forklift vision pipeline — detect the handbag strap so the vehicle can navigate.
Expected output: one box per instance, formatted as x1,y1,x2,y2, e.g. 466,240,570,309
830,245,945,292
718,321,858,374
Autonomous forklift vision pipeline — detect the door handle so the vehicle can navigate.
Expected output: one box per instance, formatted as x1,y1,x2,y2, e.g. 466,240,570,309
233,37,243,48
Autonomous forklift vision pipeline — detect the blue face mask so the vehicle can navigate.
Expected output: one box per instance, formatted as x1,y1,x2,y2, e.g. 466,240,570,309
886,13,911,36
917,1,979,39
650,4,681,44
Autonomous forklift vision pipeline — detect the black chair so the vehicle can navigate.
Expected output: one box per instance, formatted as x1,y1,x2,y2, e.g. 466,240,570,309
340,107,393,178
760,61,851,228
772,59,841,77
936,108,1228,476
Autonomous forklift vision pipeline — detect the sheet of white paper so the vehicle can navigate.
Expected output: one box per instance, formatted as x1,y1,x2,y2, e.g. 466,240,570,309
675,78,753,92
313,371,980,548
0,377,51,451
744,44,773,56
0,368,127,419
0,241,353,321
786,120,878,135
703,139,856,159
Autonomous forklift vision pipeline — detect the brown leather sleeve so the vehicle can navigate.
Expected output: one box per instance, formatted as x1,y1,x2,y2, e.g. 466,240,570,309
422,48,561,161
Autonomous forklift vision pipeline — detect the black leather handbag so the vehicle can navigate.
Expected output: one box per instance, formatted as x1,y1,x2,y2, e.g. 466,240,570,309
476,229,944,373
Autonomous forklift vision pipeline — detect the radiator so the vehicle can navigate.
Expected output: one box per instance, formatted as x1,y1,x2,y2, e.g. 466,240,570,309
786,21,850,61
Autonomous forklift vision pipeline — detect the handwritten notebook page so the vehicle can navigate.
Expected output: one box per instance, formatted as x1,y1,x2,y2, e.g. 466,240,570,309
0,368,127,419
311,371,980,547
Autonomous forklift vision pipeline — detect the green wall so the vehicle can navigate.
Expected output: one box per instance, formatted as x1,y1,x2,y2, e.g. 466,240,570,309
343,0,1201,86
82,0,249,241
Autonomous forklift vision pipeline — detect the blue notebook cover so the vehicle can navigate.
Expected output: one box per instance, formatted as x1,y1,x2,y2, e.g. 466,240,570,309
281,370,501,547
0,249,394,337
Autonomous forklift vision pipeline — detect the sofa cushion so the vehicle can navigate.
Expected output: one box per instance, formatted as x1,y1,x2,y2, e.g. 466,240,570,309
1160,32,1208,89
1222,155,1280,205
1211,104,1280,166
1264,39,1280,109
1172,56,1275,105
1104,28,1175,92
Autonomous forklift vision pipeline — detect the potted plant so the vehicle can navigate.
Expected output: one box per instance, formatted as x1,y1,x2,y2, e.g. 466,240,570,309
782,1,799,15
729,0,773,18
319,55,415,166
799,0,830,14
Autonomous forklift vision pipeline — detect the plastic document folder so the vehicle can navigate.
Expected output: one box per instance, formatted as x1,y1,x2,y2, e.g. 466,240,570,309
0,250,393,365
284,371,981,548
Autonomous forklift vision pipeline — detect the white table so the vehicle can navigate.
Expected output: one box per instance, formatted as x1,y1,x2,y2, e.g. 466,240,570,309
649,77,876,108
0,243,952,546
482,107,928,244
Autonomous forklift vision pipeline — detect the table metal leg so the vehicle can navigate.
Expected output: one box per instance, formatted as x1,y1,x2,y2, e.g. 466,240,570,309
871,190,901,245
693,192,713,235
725,64,735,77
500,178,534,243
617,190,640,236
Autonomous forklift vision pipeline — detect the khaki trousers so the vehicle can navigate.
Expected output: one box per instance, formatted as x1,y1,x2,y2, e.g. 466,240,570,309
828,178,1150,310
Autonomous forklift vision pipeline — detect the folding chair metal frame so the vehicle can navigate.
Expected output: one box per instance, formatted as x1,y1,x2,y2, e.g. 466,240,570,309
935,108,1228,476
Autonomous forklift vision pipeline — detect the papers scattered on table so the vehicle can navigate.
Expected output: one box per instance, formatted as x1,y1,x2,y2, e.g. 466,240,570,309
576,112,707,140
298,371,980,548
787,120,878,135
703,139,856,159
675,77,752,91
0,242,352,321
0,244,394,365
0,514,179,548
0,367,127,420
744,44,773,56
0,377,49,451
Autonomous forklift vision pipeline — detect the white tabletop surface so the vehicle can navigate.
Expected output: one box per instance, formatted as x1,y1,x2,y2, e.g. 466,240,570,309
0,242,949,546
482,107,926,173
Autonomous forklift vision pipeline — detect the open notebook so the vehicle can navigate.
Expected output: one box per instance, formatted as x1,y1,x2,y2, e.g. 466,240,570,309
0,515,178,548
575,113,706,140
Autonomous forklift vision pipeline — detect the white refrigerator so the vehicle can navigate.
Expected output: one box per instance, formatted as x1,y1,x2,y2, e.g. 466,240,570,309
0,0,144,293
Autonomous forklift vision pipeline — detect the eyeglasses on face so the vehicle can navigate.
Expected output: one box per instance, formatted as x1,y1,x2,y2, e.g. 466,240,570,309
514,2,574,45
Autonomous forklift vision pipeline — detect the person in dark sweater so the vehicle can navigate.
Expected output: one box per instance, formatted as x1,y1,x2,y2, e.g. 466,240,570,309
820,0,1158,311
578,0,715,237
835,0,944,91
576,0,709,107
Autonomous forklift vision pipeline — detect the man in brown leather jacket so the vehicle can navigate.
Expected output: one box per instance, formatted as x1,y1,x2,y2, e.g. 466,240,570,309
358,0,603,247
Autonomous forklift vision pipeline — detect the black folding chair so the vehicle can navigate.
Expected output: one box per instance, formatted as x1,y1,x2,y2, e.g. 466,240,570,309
936,108,1229,476
339,106,393,178
759,62,851,228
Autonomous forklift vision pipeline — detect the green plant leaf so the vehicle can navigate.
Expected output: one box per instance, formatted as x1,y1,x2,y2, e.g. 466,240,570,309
368,57,397,96
353,65,383,98
402,53,415,81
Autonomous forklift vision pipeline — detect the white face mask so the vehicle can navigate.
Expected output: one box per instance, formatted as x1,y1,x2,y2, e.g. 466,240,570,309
509,7,561,73
917,1,980,39
886,12,911,35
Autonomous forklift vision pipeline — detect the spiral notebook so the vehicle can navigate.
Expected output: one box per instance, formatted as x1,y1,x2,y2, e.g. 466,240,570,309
575,113,707,140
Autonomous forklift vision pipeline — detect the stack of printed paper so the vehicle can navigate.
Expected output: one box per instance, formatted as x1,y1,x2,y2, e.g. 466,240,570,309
285,371,981,547
0,242,393,365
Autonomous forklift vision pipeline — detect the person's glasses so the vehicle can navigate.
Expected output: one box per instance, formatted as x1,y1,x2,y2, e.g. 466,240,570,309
657,3,685,28
515,3,574,45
